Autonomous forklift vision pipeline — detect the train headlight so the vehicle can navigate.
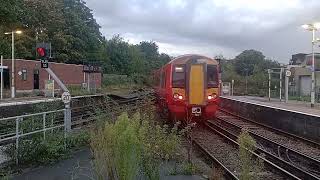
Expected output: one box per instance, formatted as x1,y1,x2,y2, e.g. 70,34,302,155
208,93,217,100
173,93,183,100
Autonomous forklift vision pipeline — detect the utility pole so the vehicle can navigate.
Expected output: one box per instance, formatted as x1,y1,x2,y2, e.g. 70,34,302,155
4,30,22,98
302,23,319,107
279,68,283,101
231,79,234,96
11,31,15,98
268,69,271,101
311,28,316,107
285,69,289,103
245,69,248,95
1,56,3,100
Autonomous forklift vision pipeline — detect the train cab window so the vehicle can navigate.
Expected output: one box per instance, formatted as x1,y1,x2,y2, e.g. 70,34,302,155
207,65,218,87
172,65,185,88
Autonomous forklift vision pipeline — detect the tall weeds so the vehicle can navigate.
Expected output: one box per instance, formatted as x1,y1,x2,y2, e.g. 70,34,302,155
90,111,182,180
237,129,263,180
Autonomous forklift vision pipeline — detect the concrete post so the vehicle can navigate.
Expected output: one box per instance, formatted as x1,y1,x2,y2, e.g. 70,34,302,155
285,70,289,103
1,56,3,100
268,69,271,101
280,68,283,101
231,79,234,96
64,103,71,132
11,32,15,98
311,29,316,107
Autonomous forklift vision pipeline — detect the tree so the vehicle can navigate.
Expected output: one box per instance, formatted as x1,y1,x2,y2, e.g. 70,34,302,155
234,49,265,76
0,0,104,63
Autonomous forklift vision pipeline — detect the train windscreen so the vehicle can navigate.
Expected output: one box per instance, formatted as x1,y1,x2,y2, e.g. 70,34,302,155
207,65,218,87
172,65,185,88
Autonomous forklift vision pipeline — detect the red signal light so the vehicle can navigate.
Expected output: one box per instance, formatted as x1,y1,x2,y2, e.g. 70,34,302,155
37,47,46,57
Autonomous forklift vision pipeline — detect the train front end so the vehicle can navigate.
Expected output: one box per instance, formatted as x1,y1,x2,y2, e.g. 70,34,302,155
169,55,220,122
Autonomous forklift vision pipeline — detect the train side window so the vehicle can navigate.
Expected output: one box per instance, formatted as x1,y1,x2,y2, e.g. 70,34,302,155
172,65,185,88
207,65,218,87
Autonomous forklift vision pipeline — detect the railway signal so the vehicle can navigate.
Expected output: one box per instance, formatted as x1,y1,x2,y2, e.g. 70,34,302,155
36,44,50,68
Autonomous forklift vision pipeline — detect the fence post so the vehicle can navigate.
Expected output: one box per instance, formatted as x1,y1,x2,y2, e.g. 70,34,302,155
43,113,46,140
15,117,20,165
64,103,71,132
51,116,54,134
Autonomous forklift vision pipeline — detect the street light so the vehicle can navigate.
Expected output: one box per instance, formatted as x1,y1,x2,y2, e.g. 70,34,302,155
302,23,320,107
4,30,23,98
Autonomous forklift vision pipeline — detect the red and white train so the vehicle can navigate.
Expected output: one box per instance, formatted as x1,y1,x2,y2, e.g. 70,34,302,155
154,54,221,123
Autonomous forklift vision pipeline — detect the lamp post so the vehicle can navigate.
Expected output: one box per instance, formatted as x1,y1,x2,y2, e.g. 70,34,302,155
302,23,320,107
4,30,22,98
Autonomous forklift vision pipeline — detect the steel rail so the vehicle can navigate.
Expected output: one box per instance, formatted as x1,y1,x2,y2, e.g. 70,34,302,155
219,107,320,148
192,139,239,180
206,122,318,180
215,115,320,177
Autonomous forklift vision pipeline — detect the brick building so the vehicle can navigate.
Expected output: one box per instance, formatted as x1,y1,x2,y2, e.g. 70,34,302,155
1,59,101,93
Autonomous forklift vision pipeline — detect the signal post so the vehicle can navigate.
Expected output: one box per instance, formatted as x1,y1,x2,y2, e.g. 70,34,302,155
36,43,72,132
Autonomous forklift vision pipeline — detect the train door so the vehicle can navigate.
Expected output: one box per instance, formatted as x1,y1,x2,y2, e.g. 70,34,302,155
33,69,40,89
189,64,204,105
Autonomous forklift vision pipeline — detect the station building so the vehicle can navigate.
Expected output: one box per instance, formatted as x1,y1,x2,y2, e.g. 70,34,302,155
0,59,102,94
289,53,320,97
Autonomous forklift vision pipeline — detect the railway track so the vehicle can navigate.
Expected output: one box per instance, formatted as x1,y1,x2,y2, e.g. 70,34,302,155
192,136,239,180
212,109,320,180
192,125,293,179
0,90,153,146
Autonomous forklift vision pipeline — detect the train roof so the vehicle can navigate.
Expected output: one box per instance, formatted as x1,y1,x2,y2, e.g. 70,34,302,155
167,54,219,65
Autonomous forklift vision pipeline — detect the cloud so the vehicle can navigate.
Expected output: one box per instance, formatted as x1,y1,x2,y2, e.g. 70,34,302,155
85,0,320,63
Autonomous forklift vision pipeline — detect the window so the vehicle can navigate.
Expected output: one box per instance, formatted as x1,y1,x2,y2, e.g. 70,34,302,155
207,65,218,87
22,69,27,81
172,65,185,88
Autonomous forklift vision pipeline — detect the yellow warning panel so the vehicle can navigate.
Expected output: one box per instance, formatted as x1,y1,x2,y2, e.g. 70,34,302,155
189,65,204,105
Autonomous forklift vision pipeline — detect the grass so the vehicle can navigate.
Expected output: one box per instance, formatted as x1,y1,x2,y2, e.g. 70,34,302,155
90,108,183,180
237,129,264,180
4,130,90,166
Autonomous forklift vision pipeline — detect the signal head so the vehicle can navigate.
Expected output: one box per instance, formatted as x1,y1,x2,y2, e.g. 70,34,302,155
37,47,46,57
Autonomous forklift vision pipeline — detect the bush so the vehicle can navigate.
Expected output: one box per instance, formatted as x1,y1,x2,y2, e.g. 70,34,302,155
90,112,182,180
102,74,133,87
68,85,93,96
237,129,263,180
102,73,152,88
4,130,90,166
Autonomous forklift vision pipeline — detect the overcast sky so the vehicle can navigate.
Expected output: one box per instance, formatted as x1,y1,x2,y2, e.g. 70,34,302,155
85,0,320,63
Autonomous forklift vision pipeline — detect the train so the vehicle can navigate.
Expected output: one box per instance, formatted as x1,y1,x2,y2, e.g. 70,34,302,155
153,54,221,124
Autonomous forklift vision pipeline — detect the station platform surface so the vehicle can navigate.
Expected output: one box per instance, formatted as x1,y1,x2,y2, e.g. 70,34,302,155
0,94,105,107
222,96,320,117
0,97,57,107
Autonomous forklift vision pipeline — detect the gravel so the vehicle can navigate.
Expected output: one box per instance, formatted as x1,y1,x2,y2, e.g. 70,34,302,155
192,127,282,180
216,111,320,160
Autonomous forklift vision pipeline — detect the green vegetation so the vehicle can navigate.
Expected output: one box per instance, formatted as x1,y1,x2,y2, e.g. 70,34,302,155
90,112,183,180
0,1,170,79
237,129,263,180
4,130,89,166
222,49,280,96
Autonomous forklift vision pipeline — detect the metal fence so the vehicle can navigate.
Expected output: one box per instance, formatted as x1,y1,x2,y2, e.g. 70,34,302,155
0,109,66,164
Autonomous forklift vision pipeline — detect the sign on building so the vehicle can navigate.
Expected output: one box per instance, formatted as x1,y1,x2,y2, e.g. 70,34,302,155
45,80,54,97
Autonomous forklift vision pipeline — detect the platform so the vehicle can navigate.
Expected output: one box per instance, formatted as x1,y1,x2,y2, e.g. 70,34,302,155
0,97,56,107
222,96,320,118
219,96,320,143
0,94,105,108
